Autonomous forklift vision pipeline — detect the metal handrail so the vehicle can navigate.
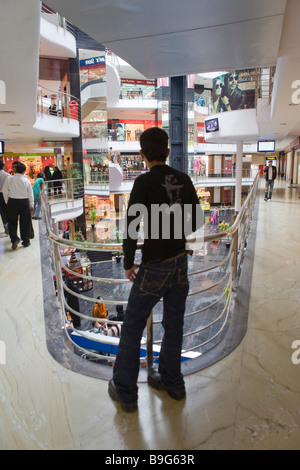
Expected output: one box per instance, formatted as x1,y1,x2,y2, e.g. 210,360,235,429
42,173,259,366
37,84,81,122
41,3,75,36
189,168,257,183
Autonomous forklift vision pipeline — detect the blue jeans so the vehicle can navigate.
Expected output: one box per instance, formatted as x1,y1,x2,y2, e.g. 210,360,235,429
113,252,189,403
33,196,42,217
265,180,274,199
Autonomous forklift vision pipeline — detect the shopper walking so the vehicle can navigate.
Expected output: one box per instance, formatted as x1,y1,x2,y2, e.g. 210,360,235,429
32,172,44,219
44,166,52,196
108,127,202,412
3,162,34,249
264,160,277,201
52,166,63,195
0,161,10,234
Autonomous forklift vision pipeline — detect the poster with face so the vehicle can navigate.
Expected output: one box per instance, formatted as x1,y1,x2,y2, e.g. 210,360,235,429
116,123,125,141
212,70,256,113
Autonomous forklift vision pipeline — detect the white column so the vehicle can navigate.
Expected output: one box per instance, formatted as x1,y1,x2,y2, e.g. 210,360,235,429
235,141,243,213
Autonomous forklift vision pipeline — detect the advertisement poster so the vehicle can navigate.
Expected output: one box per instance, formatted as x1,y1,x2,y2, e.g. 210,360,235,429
116,123,125,141
212,70,256,113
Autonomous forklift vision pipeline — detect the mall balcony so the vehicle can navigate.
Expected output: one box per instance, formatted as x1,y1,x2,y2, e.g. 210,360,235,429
84,163,257,199
0,2,80,144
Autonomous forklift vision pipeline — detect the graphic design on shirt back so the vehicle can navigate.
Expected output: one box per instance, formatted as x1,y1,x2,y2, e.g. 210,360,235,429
162,175,183,205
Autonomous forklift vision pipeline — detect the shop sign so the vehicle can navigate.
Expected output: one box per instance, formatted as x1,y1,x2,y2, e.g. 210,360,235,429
80,56,105,67
236,69,257,82
20,156,41,161
121,78,156,86
20,153,43,157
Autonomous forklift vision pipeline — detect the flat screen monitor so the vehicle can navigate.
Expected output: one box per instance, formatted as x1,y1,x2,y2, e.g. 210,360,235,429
257,140,275,152
0,141,4,154
205,118,219,133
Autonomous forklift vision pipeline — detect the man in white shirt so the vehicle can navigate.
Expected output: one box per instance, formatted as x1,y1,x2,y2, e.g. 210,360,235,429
3,162,34,249
0,161,10,234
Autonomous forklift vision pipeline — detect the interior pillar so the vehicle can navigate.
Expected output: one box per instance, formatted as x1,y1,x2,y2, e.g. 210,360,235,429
169,76,188,173
235,141,243,213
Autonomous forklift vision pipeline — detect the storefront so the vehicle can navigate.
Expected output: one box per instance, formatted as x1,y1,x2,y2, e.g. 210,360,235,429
82,121,107,139
190,154,207,176
119,78,156,100
196,122,205,144
108,119,160,142
80,55,106,85
83,152,109,184
85,195,111,221
196,187,210,211
3,154,55,180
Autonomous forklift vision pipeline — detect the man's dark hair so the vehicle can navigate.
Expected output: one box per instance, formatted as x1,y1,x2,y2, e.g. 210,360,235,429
140,127,169,162
16,162,26,174
0,161,5,170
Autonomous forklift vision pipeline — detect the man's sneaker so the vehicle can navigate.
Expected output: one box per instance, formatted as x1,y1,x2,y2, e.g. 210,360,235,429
268,199,271,202
22,241,31,247
264,198,267,202
108,379,137,413
147,371,186,400
11,238,20,250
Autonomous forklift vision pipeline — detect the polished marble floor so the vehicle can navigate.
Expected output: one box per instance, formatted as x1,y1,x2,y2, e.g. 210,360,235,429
0,179,300,450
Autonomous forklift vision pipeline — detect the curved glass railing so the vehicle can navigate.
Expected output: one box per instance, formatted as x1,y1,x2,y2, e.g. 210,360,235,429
42,174,259,369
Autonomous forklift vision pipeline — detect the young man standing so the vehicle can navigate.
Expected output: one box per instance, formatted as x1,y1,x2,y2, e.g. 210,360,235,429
3,162,34,249
108,127,202,412
264,160,277,201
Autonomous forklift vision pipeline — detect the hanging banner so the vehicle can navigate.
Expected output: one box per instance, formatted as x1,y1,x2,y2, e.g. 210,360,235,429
212,69,257,113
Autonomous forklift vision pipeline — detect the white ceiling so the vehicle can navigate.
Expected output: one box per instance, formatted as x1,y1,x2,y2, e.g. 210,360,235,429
1,0,300,150
45,0,286,77
44,0,300,149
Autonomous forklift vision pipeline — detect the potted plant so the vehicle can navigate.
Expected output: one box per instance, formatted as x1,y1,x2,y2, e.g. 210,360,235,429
218,221,231,248
90,208,97,230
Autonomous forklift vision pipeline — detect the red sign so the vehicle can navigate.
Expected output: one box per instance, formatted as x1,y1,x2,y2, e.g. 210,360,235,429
121,78,156,86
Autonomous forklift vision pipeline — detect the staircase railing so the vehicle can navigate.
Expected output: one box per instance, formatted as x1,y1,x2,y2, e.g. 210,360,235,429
42,174,259,369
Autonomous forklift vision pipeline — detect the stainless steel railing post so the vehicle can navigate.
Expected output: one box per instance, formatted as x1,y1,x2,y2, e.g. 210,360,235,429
146,311,154,370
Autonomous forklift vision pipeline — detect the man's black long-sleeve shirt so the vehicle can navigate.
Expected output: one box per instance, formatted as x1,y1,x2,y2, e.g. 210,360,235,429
122,164,202,270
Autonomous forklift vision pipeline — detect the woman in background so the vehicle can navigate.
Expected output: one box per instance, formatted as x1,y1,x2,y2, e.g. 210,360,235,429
32,172,44,219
